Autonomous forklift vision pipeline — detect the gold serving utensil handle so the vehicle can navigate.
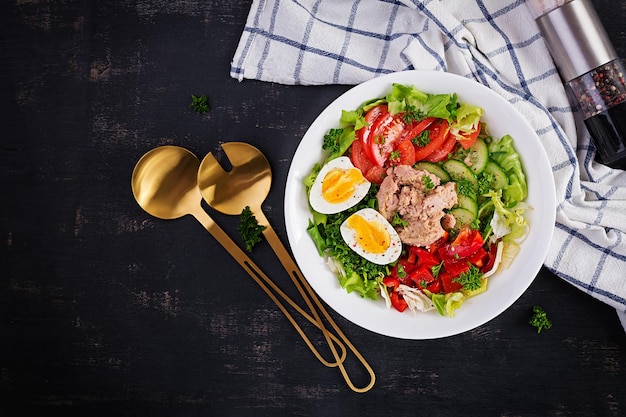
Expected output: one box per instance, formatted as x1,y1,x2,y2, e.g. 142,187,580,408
131,145,347,369
198,142,376,393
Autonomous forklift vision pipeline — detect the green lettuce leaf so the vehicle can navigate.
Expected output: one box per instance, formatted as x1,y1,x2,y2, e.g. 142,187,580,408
488,134,528,203
449,102,483,138
385,83,455,121
486,189,529,242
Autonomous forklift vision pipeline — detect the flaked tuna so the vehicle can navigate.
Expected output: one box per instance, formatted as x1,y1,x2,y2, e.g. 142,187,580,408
377,165,458,247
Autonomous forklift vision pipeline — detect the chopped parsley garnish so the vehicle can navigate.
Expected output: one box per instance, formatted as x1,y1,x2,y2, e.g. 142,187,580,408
238,206,266,252
431,261,443,278
422,175,434,190
322,128,343,154
402,104,426,123
390,150,401,161
411,130,431,147
454,264,483,291
189,94,210,113
529,306,552,333
456,178,475,197
477,172,495,195
391,212,408,227
396,264,407,279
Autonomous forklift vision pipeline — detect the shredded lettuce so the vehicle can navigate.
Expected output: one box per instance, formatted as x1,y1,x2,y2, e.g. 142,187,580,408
486,189,529,243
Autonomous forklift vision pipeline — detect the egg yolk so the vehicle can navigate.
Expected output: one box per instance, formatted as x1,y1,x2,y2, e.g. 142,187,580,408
321,168,366,204
346,214,390,254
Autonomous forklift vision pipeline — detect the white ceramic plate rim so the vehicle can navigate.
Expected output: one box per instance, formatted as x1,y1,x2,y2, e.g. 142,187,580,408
284,71,556,339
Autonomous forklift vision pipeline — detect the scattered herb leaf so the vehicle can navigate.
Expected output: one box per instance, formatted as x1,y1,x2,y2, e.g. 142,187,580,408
454,264,483,291
322,128,343,154
411,130,431,147
529,305,552,333
431,261,443,278
456,178,475,197
238,206,266,252
402,104,426,123
478,172,495,195
422,175,434,190
391,212,409,227
190,94,210,113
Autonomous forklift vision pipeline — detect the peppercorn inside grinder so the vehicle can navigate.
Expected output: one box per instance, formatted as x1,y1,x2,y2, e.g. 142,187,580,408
533,0,626,170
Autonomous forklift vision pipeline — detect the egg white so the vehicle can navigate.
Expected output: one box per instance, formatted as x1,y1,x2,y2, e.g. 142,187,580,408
309,157,371,214
340,208,402,265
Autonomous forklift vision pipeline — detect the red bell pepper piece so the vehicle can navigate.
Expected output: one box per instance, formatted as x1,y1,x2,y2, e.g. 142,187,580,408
439,267,468,293
409,246,440,269
390,291,408,312
438,227,484,261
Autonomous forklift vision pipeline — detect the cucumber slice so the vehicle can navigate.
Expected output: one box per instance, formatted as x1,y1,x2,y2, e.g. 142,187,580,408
456,194,478,217
482,161,508,191
465,138,488,175
449,207,476,231
443,159,478,193
413,161,451,182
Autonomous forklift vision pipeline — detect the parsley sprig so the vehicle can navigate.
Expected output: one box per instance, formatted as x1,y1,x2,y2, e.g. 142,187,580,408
529,306,552,333
238,206,266,252
454,264,483,291
190,94,210,113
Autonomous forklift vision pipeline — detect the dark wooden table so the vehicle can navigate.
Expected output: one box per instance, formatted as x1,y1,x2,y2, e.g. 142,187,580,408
2,1,625,416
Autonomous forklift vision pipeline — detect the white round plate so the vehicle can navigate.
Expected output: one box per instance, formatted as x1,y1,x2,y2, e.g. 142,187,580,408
284,71,556,339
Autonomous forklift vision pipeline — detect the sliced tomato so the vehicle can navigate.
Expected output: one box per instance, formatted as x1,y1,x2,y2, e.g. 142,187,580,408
425,132,457,163
357,104,386,162
368,113,406,167
401,117,436,142
350,139,371,173
413,119,450,161
350,139,386,184
455,127,481,149
392,139,416,166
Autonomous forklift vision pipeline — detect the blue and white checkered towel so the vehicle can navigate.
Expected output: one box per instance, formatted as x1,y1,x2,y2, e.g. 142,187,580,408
231,0,626,327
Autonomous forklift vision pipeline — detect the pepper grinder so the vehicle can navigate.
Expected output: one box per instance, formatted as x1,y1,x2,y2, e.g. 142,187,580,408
527,0,626,170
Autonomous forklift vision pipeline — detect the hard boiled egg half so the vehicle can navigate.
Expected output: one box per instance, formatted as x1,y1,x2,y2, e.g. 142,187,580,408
309,157,371,214
340,208,402,265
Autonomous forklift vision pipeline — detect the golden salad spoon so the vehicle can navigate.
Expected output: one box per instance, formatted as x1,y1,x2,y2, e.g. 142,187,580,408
197,142,375,393
131,145,346,369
